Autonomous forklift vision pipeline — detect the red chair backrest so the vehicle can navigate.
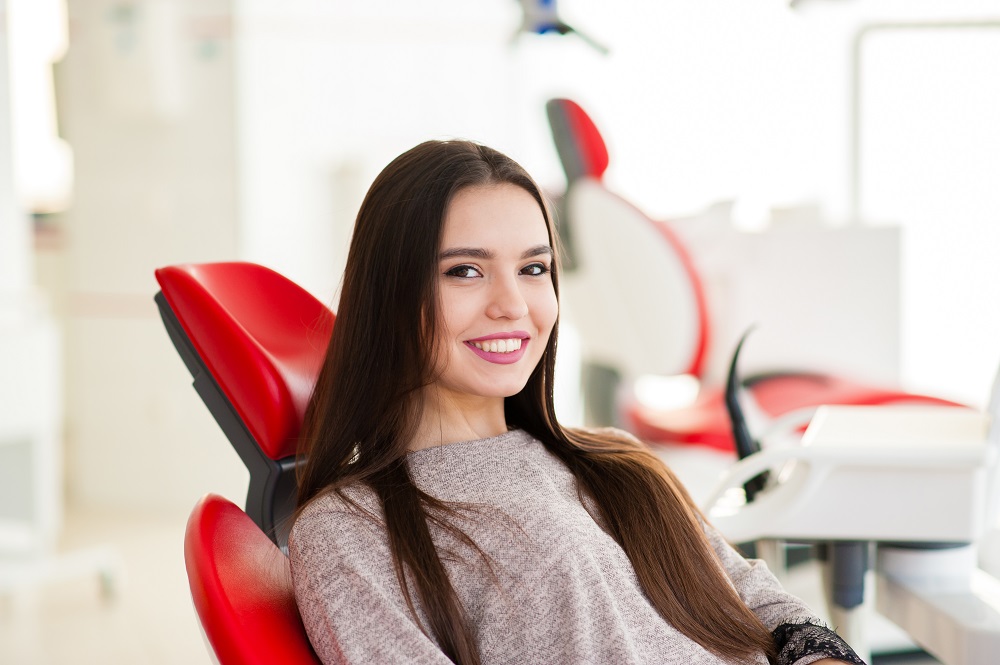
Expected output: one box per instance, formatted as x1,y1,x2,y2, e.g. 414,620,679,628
185,494,321,665
546,98,610,182
155,263,333,459
155,262,335,545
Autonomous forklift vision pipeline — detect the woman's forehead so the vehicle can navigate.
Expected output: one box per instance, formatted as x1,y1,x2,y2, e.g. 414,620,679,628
441,184,550,249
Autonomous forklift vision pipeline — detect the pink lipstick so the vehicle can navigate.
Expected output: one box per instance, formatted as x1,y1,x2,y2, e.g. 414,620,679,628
465,331,530,365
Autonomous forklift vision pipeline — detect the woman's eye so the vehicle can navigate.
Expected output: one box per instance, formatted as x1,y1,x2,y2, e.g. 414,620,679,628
520,263,550,277
444,265,482,278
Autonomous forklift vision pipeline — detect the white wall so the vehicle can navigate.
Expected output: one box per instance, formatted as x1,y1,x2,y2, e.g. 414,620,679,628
862,26,1000,408
52,0,247,514
232,0,527,304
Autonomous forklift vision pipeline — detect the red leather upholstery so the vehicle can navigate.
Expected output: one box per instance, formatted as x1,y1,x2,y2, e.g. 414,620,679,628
185,494,320,665
155,263,333,461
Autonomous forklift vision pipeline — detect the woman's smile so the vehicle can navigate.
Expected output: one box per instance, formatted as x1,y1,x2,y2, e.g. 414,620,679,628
465,335,530,364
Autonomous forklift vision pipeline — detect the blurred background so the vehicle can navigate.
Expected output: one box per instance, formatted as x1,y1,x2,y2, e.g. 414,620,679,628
2,0,1000,662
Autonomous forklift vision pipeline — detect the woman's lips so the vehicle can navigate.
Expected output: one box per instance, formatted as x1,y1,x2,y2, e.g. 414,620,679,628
464,331,530,365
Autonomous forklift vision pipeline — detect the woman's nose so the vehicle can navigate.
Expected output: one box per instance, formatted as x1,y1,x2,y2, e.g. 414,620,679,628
486,275,528,320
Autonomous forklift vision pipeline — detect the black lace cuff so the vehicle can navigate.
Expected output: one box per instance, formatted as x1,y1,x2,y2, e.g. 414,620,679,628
772,620,867,665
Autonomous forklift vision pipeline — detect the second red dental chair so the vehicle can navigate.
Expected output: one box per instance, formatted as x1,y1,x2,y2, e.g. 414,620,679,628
545,97,961,453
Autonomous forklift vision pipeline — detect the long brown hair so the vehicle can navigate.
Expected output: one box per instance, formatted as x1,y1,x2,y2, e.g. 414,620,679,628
297,140,776,664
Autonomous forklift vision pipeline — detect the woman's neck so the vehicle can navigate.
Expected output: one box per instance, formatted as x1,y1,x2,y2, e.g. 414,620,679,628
408,388,508,452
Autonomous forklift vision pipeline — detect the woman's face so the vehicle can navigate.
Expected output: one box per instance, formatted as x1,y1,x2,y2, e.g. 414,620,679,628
430,183,558,404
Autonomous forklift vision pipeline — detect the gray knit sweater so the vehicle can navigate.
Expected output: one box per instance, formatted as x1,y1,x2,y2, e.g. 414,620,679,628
290,429,863,664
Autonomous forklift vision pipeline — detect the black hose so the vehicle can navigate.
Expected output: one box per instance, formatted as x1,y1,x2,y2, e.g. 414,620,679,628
724,328,770,501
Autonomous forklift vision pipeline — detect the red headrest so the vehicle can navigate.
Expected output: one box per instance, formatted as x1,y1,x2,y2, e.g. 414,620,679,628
185,494,321,664
155,263,334,461
546,98,610,181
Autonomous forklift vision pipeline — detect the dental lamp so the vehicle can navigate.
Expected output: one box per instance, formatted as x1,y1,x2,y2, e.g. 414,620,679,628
513,0,609,54
706,338,1000,664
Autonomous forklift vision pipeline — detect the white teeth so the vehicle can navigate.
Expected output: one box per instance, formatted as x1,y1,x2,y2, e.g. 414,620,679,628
471,338,522,353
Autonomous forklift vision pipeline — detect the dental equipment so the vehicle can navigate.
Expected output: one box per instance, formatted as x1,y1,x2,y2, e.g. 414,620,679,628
708,341,1000,665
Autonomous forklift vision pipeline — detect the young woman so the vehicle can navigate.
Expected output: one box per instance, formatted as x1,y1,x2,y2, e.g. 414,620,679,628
290,140,865,665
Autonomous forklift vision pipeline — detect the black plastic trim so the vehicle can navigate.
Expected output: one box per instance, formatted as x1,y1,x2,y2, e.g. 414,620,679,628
155,290,300,549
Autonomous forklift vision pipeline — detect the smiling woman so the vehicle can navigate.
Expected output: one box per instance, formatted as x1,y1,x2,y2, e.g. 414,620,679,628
289,140,866,665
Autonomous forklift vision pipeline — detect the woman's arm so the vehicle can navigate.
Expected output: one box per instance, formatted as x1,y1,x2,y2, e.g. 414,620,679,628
289,497,453,665
703,524,867,665
770,621,867,665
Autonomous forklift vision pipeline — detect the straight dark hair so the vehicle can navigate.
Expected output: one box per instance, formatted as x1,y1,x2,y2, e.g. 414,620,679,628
297,139,777,664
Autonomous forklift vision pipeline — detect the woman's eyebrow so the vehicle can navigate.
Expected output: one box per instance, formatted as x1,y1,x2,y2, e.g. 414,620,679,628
521,245,553,260
439,247,493,261
438,245,552,261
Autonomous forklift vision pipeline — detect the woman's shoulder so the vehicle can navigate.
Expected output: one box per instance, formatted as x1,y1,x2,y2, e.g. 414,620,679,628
290,482,385,551
298,482,382,521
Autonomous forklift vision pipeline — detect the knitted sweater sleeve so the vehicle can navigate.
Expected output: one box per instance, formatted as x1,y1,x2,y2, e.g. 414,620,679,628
288,496,452,665
703,525,867,665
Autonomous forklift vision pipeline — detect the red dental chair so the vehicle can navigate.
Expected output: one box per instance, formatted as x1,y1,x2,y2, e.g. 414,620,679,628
155,262,332,664
545,98,960,453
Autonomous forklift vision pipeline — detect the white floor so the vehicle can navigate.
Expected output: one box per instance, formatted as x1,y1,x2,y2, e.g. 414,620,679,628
0,507,938,665
0,508,213,665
